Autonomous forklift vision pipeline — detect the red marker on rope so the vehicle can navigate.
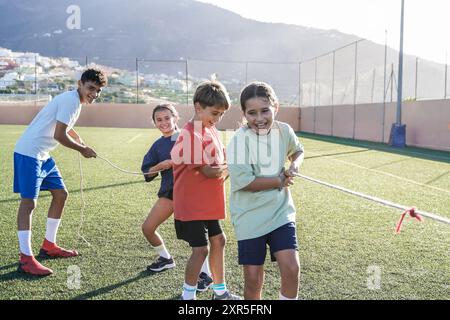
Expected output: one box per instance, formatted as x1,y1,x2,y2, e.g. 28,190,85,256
395,207,423,234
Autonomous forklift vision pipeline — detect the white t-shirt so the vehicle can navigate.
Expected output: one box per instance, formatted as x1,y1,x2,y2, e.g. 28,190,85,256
14,90,82,160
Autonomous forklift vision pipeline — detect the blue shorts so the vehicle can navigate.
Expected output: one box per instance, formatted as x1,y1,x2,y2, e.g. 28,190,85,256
238,222,298,266
13,153,66,199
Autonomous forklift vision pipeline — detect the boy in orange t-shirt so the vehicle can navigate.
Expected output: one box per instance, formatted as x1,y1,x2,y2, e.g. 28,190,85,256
171,81,241,300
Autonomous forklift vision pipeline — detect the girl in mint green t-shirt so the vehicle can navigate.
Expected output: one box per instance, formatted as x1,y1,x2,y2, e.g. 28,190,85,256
227,82,304,300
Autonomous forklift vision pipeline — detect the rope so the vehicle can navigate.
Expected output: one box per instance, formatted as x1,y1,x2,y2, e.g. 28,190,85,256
75,154,165,246
294,173,450,227
96,154,164,176
77,153,91,247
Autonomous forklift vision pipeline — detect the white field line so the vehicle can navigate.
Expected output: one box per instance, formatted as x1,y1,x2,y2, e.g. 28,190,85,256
296,173,450,225
306,150,450,195
126,133,142,144
302,136,450,162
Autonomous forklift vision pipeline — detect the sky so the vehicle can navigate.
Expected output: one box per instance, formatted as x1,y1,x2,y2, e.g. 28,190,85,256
198,0,450,64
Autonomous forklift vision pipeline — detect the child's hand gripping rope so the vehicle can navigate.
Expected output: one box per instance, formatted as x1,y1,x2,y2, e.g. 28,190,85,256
289,172,450,233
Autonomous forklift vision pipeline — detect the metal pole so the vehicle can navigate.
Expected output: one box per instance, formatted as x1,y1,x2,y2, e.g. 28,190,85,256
34,54,38,96
353,41,358,139
245,62,248,85
298,62,302,130
331,51,335,136
314,58,317,134
85,56,88,67
391,64,394,102
298,62,302,109
415,57,418,100
185,59,189,106
371,69,376,104
396,0,405,125
382,31,387,143
445,51,448,99
136,58,139,104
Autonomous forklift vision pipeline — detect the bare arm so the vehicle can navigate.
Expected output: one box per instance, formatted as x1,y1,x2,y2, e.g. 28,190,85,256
242,176,283,192
242,169,294,192
144,160,173,179
67,128,84,145
199,164,228,179
54,121,96,158
286,150,304,177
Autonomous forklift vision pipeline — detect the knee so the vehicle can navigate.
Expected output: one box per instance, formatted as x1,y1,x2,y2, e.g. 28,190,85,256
246,274,263,289
21,199,37,212
284,262,300,279
193,246,209,259
54,189,69,202
210,233,226,248
141,220,155,234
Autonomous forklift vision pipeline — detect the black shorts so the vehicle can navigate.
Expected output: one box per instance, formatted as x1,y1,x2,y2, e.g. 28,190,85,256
158,189,173,200
175,220,223,248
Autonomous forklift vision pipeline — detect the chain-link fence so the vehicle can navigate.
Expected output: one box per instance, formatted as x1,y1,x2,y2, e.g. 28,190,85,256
300,39,450,107
1,40,449,105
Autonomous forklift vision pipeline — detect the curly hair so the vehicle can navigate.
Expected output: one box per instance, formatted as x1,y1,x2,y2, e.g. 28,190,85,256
81,68,108,86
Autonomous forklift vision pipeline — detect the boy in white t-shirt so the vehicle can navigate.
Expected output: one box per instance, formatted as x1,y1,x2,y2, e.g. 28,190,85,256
13,68,107,276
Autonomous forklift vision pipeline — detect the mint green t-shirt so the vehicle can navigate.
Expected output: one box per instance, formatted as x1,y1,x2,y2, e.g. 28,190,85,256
227,121,304,241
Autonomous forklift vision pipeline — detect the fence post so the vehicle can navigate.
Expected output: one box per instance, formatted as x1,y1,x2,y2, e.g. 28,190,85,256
298,62,302,109
185,59,189,106
445,56,448,99
314,58,317,134
136,58,139,104
331,51,335,137
382,34,387,144
353,41,358,140
415,57,418,100
298,62,302,130
245,62,248,85
34,54,38,98
391,64,394,102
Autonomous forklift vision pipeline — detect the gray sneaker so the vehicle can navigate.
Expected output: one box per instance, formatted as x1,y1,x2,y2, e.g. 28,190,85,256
212,291,243,300
147,256,175,272
197,272,213,292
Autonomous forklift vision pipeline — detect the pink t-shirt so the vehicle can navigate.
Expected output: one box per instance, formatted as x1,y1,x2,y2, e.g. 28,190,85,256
171,121,226,221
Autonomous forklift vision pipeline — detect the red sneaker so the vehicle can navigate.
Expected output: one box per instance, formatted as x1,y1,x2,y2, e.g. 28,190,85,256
18,253,53,276
39,239,79,258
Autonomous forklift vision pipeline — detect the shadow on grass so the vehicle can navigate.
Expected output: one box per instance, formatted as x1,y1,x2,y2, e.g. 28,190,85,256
0,263,48,283
0,180,143,204
425,170,450,185
299,132,450,164
73,270,166,300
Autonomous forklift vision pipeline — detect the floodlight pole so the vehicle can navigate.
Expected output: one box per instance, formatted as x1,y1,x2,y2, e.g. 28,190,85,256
389,0,406,147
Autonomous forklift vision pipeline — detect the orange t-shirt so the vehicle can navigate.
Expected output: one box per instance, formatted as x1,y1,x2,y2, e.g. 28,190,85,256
171,121,226,221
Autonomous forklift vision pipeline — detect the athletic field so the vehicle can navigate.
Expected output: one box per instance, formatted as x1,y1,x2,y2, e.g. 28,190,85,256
0,125,449,300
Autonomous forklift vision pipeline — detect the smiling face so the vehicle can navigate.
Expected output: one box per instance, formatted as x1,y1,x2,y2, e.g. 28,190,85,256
77,80,103,104
243,97,279,135
194,103,227,128
153,109,178,136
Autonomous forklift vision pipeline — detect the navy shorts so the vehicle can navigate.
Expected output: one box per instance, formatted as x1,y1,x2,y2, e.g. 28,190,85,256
13,153,66,199
175,220,223,248
238,222,298,266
